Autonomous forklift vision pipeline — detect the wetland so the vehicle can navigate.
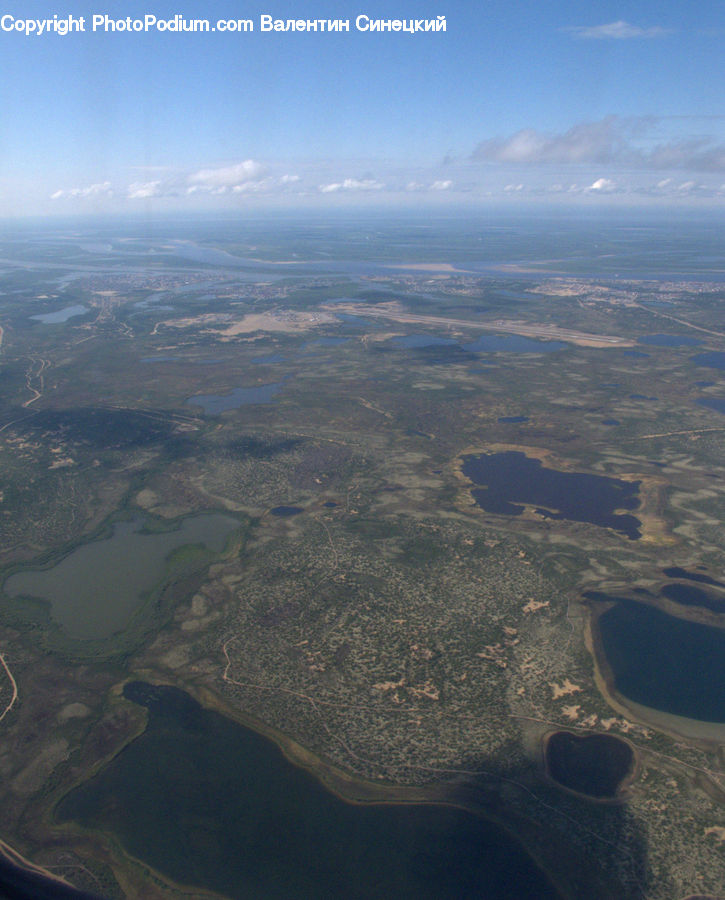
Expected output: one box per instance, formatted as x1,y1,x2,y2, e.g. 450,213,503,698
2,214,725,900
4,514,239,640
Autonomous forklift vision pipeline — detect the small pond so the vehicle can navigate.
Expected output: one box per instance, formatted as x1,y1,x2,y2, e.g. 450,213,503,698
692,351,725,370
31,304,88,324
697,397,725,415
637,334,702,347
463,335,566,353
188,383,282,414
545,731,634,799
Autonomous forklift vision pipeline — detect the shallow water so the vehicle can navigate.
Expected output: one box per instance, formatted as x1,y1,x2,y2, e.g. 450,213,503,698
4,514,238,639
31,304,88,323
188,383,282,414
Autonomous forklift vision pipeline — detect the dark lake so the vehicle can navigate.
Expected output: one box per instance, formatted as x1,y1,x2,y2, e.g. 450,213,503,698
57,683,559,900
697,397,725,415
461,452,641,540
692,351,725,370
591,594,725,721
545,732,633,799
498,416,529,424
188,383,282,414
270,506,303,517
637,334,703,347
662,567,725,588
660,583,725,613
392,334,459,349
463,335,566,353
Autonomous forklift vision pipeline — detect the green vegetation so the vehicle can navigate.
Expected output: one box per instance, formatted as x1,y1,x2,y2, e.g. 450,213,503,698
0,219,724,899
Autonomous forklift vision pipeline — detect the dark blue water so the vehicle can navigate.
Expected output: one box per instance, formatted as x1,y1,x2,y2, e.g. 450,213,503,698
57,683,559,900
545,732,633,799
661,583,725,613
392,334,459,349
462,452,641,539
592,594,725,721
463,335,566,353
188,383,282,414
638,334,703,347
693,351,725,370
270,506,303,517
663,567,725,588
498,416,529,424
622,350,650,358
602,419,620,426
697,397,725,415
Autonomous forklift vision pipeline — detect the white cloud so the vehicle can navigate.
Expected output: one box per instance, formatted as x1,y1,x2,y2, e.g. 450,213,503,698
187,160,265,191
127,181,161,199
586,177,618,192
474,117,639,165
473,117,725,171
405,180,453,192
565,20,670,40
319,178,385,193
50,181,113,200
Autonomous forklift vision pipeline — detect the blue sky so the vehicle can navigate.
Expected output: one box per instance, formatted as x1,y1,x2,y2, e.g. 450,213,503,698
1,0,724,215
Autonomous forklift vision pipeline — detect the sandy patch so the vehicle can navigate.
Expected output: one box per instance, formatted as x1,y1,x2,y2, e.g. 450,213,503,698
215,310,336,338
323,302,634,348
523,598,550,613
550,678,583,699
135,488,159,509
